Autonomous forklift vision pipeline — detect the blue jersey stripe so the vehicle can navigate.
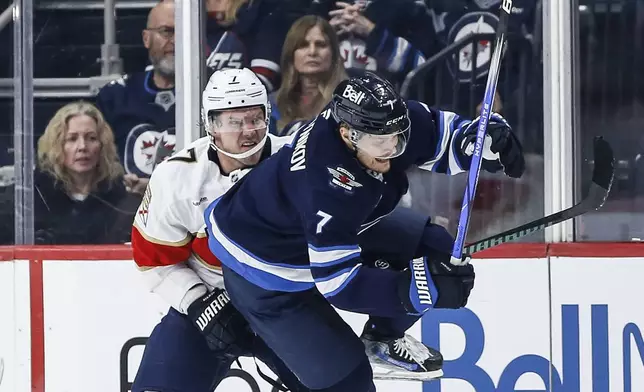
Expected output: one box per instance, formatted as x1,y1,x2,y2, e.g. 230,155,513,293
205,199,315,292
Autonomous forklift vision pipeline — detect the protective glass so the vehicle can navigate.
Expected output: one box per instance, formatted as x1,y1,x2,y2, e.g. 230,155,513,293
351,127,409,159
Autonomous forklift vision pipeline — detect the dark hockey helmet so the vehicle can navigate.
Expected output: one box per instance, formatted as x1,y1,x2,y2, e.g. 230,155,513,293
332,72,410,158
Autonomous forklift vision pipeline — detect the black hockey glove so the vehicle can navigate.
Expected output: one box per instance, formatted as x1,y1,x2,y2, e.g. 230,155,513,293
398,254,475,315
460,113,525,178
187,287,254,358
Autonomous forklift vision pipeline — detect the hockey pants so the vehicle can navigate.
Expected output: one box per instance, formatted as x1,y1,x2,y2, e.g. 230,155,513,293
223,264,376,391
131,307,309,392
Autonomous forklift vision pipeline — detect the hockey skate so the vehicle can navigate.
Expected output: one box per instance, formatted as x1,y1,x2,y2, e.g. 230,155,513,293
362,333,443,381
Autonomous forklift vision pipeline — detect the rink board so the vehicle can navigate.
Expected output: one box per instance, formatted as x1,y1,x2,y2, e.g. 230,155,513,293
1,244,644,392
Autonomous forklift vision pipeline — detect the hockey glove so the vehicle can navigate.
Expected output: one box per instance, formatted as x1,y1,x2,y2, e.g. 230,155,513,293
187,287,254,358
460,113,525,178
398,255,475,315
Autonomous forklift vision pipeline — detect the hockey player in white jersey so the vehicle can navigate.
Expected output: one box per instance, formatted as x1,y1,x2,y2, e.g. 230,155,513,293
130,68,309,392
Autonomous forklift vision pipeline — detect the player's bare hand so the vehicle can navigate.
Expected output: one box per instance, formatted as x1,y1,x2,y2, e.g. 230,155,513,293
123,174,149,195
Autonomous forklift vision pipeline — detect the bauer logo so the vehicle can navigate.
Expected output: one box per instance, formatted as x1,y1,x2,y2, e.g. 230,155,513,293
422,305,644,392
342,84,366,105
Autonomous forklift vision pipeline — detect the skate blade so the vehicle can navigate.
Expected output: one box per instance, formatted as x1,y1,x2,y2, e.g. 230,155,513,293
373,368,443,381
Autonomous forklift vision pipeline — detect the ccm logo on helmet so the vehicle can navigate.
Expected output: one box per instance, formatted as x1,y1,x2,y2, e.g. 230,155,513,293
342,85,366,105
386,115,405,126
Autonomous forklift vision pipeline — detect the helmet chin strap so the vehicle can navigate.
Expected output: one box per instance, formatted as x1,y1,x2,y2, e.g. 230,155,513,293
210,131,268,160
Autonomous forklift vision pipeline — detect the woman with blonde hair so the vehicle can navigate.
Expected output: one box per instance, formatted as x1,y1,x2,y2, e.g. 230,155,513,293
271,15,348,135
33,101,139,244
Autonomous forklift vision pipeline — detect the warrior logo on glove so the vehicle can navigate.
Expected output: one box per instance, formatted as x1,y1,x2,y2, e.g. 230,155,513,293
411,258,433,306
194,290,231,331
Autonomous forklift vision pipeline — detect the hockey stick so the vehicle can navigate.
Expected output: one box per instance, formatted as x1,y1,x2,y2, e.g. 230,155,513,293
450,0,514,265
465,136,615,255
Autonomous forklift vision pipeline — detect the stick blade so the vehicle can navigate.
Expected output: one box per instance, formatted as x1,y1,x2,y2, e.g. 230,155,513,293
591,136,615,191
587,136,615,210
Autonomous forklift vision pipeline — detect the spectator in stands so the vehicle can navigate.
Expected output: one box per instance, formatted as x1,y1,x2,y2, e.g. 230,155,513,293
204,0,296,92
420,0,538,119
309,0,436,90
96,0,177,195
32,101,139,245
270,15,348,136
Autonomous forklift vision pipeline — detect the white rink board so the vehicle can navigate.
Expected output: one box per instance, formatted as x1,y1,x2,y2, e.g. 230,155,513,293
40,259,425,392
42,260,168,392
35,256,644,392
422,258,551,392
0,262,16,392
550,257,644,392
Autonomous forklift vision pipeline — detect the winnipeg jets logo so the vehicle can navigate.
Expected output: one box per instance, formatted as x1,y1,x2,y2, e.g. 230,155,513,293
154,91,175,112
328,166,362,193
141,131,175,168
342,84,366,105
447,12,498,82
366,169,383,182
126,125,177,177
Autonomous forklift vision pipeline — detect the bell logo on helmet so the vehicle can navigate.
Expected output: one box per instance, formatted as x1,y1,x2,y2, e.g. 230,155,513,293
342,84,366,105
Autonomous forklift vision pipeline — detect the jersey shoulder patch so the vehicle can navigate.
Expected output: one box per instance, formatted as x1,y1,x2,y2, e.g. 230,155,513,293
327,166,363,194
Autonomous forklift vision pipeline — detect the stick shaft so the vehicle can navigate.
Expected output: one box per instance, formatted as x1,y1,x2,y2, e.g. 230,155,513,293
450,1,513,263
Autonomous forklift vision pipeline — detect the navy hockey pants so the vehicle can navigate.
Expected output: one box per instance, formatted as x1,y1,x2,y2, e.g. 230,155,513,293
131,307,309,392
223,264,376,391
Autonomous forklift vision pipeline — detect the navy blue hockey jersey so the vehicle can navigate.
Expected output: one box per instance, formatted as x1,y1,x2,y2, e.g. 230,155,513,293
205,101,477,317
95,70,176,178
205,0,289,92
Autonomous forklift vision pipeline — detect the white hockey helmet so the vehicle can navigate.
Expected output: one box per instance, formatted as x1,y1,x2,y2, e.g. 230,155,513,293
201,67,271,160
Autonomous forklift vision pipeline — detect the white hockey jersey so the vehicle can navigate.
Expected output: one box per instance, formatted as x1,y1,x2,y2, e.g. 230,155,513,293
131,134,293,313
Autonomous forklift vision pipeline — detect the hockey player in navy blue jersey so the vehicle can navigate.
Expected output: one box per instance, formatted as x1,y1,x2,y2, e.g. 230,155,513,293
205,72,525,391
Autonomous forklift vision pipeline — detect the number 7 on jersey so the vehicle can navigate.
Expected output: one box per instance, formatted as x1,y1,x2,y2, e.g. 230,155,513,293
315,210,333,234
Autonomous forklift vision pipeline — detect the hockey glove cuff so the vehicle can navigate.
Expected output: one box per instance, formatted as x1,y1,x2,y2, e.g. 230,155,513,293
187,287,254,357
460,113,525,178
398,256,475,315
